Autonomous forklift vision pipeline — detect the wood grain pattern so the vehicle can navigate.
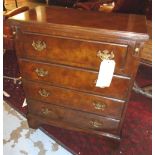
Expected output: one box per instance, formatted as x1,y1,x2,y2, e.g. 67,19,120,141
23,80,125,119
9,6,149,41
27,113,121,140
15,30,141,77
22,32,128,72
8,6,149,142
19,59,131,99
28,100,120,132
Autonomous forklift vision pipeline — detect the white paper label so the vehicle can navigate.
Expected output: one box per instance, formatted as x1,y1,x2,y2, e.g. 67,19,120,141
96,60,115,88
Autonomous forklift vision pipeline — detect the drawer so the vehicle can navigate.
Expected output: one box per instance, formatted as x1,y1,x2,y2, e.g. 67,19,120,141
20,33,128,73
28,100,120,132
23,80,125,119
19,59,131,99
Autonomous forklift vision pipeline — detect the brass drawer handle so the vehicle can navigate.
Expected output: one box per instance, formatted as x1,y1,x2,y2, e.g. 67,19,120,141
134,47,140,55
90,120,103,128
32,40,46,51
93,101,107,110
41,108,49,115
41,108,60,119
35,68,48,77
38,89,50,97
97,50,114,60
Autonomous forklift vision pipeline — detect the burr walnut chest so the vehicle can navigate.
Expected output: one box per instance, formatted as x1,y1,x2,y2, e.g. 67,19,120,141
9,6,149,142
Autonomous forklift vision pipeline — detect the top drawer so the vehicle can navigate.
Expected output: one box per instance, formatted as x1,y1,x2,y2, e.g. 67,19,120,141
17,33,128,73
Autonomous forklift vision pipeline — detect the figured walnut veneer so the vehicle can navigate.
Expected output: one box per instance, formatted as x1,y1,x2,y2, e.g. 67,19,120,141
8,6,149,143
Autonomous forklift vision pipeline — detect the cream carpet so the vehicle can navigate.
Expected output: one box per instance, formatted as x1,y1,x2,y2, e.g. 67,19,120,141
3,101,72,155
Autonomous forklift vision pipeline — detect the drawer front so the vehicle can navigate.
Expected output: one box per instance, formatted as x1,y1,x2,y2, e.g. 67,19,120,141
23,80,125,119
21,33,128,73
19,59,131,99
28,100,120,132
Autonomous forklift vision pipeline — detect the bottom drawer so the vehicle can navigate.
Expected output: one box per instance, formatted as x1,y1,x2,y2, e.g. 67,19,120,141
28,100,120,133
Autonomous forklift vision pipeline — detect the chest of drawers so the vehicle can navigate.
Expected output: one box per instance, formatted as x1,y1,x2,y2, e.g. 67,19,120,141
9,6,149,142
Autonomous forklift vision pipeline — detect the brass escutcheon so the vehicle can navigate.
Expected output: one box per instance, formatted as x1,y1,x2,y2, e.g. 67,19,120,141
38,89,50,97
35,68,48,77
32,40,46,51
90,120,103,128
93,101,107,110
97,50,115,60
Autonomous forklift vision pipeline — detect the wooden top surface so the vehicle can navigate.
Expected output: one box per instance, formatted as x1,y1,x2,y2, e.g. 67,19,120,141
9,6,149,41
